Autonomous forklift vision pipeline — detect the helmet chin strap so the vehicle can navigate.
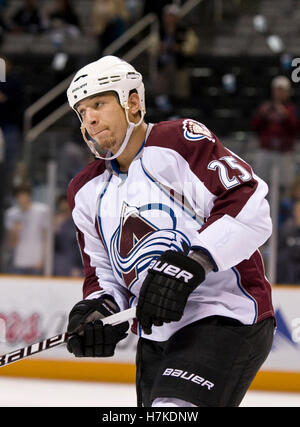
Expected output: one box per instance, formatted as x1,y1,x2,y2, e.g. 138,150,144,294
80,103,145,161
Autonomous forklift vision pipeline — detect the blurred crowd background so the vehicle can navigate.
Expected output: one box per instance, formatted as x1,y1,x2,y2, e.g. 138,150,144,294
0,0,300,285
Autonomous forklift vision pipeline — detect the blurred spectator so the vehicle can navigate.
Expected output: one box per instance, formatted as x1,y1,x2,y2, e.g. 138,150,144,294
150,4,199,109
277,199,300,284
11,160,31,190
0,9,8,45
10,0,44,34
57,140,87,190
54,194,82,277
252,75,299,193
279,174,300,226
46,0,81,42
289,174,300,201
90,0,128,55
125,0,144,25
0,57,23,198
3,185,49,275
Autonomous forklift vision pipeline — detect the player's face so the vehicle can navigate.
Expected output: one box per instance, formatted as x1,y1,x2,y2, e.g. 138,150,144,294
77,93,128,154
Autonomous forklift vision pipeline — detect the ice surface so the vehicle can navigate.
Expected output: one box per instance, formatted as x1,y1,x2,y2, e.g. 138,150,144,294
0,377,299,407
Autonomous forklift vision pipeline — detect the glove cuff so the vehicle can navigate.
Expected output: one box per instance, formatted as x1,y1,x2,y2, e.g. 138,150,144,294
67,296,119,335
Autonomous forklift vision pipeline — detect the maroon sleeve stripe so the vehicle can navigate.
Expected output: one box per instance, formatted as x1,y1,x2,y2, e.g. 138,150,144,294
67,159,106,299
199,179,258,233
235,251,274,322
76,227,102,299
67,159,106,212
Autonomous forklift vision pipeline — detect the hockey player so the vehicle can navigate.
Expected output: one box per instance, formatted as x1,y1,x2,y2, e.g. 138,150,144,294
66,56,275,407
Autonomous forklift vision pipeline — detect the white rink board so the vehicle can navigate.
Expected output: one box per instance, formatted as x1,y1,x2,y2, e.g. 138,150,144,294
0,275,137,363
0,276,299,372
262,287,300,372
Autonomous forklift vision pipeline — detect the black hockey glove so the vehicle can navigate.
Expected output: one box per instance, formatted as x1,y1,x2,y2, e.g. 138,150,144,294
67,296,129,357
136,250,206,334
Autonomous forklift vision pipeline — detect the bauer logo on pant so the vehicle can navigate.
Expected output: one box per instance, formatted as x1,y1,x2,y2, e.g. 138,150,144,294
162,368,214,389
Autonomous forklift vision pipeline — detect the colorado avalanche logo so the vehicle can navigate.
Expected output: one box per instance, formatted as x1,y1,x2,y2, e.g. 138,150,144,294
183,119,215,142
110,202,190,291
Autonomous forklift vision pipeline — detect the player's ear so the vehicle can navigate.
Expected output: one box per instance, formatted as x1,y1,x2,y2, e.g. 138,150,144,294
128,92,141,116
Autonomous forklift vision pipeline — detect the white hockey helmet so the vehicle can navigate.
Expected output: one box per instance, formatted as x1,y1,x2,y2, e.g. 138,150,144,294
67,55,145,118
66,56,146,160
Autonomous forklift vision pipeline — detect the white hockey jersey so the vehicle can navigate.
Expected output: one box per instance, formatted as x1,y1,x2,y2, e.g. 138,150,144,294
68,119,275,341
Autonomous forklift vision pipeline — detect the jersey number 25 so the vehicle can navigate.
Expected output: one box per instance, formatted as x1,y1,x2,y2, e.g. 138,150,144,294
208,155,252,190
